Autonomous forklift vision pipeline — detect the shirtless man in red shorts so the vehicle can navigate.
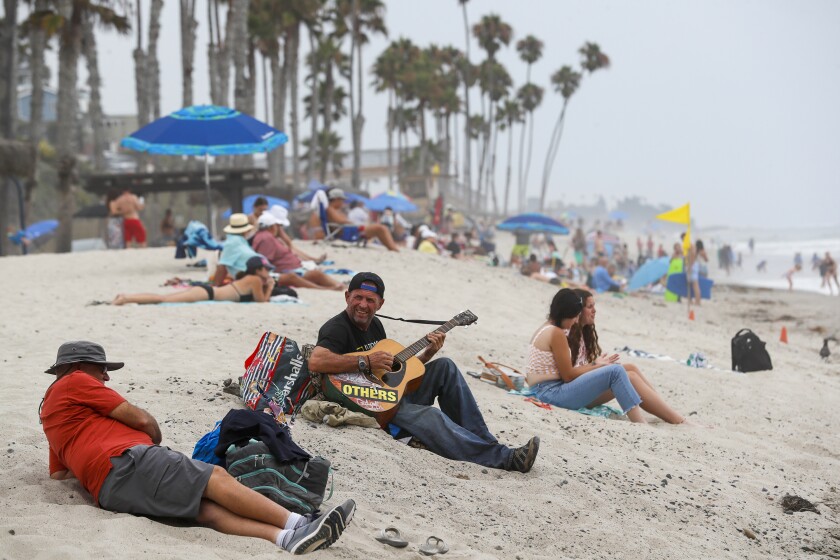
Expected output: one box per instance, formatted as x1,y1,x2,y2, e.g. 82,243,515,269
114,189,147,248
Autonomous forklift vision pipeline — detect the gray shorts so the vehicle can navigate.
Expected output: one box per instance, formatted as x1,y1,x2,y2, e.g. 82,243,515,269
98,445,215,519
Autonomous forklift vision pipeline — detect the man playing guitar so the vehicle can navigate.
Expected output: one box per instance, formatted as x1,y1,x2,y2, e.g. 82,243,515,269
308,272,539,473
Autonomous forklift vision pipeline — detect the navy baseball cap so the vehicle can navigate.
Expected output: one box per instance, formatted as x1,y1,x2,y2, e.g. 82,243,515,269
348,272,385,298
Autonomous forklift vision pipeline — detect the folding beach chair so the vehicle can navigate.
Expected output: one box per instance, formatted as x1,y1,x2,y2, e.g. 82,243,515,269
313,193,366,247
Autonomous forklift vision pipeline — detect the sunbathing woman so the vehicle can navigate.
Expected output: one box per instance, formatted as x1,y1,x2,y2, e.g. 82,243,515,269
112,256,276,305
565,288,697,425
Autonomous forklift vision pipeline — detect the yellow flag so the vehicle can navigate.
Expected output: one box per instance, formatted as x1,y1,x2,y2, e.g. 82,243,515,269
656,203,690,225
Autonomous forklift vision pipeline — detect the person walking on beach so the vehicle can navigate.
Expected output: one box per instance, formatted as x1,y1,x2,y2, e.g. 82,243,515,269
308,272,540,473
113,189,146,248
823,252,839,295
40,341,354,554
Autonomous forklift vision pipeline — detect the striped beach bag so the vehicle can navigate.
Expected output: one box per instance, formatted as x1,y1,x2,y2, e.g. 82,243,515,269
240,333,319,418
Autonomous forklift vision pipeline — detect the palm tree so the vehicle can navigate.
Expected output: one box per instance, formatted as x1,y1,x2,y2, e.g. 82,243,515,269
472,13,512,212
50,1,129,252
23,0,50,228
336,0,386,191
515,34,543,212
0,0,17,256
539,42,609,212
180,0,198,107
496,97,522,216
475,57,511,213
458,0,472,208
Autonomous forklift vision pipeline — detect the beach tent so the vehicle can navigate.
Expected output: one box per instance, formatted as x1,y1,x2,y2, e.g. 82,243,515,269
121,105,287,235
366,191,417,213
222,195,289,219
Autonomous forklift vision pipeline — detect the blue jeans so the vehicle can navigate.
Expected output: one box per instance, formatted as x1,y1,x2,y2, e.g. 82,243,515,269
531,364,642,414
391,358,513,470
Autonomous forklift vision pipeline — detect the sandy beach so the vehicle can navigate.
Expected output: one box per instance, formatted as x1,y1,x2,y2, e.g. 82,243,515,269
1,243,839,559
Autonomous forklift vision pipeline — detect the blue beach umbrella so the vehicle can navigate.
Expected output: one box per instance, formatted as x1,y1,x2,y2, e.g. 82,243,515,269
609,210,628,221
497,213,570,235
366,191,417,213
121,105,288,234
627,256,671,292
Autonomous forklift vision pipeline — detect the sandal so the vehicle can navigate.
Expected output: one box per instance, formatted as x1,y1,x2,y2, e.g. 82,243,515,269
419,536,449,556
375,527,408,548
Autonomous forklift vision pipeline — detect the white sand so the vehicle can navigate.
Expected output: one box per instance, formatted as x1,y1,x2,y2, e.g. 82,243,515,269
1,244,839,559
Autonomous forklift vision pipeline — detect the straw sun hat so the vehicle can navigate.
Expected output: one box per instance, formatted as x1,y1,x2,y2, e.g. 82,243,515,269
224,213,254,234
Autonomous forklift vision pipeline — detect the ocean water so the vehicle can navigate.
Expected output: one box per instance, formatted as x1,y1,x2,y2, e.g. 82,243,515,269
694,226,840,295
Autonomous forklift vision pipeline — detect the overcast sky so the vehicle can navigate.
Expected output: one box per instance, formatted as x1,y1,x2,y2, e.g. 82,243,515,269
45,0,840,229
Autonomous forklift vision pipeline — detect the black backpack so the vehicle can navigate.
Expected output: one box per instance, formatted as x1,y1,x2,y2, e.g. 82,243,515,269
731,329,773,372
226,439,331,515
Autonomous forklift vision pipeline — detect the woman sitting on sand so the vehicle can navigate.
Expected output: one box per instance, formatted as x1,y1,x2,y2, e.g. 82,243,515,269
526,288,692,425
112,256,276,305
566,288,694,425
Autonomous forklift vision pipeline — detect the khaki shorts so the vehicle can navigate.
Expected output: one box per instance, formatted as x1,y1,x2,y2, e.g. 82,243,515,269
98,445,215,519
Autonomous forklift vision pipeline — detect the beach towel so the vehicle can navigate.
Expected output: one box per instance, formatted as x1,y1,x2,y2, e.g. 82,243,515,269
176,220,223,258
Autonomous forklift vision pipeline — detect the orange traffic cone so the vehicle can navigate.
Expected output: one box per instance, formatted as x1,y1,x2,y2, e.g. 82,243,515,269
780,326,788,344
688,309,695,321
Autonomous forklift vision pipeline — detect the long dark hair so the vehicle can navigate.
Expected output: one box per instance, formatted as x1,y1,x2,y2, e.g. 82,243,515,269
567,289,601,364
548,288,583,325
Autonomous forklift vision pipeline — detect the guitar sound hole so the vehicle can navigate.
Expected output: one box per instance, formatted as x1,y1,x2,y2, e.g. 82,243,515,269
381,361,405,387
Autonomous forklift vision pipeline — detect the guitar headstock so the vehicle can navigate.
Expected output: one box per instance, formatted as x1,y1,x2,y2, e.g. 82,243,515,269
452,310,478,327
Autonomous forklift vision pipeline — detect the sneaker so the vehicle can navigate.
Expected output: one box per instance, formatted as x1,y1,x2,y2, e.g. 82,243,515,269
334,499,356,531
282,501,352,555
509,436,540,473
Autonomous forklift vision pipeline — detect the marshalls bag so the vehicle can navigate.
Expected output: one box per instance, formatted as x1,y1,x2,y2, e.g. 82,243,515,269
731,328,773,372
240,333,319,417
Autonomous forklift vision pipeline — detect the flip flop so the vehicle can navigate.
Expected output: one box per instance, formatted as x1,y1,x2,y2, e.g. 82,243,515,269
375,527,408,548
419,536,449,556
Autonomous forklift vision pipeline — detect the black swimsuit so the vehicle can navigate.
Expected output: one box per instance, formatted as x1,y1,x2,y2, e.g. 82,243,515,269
199,284,215,301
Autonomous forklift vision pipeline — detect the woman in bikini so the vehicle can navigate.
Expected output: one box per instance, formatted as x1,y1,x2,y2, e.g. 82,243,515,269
564,288,698,425
112,256,276,305
527,288,692,425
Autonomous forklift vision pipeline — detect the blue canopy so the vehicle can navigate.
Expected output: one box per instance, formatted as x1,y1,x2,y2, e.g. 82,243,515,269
496,213,569,235
627,256,670,292
121,105,287,156
222,195,289,219
366,192,417,213
120,105,287,234
609,210,628,221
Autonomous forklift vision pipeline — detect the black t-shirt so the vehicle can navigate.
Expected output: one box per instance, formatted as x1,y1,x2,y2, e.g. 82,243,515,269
316,311,387,354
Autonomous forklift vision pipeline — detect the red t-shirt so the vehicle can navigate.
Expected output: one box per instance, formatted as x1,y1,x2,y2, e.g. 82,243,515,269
251,229,301,272
41,371,153,504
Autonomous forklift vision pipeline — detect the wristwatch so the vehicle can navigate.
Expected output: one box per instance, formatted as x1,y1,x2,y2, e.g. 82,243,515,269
358,356,368,374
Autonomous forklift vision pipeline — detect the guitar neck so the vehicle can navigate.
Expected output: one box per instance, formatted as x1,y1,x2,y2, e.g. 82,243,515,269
394,319,459,362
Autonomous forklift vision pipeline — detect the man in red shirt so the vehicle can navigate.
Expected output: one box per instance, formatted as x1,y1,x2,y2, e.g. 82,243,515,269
41,341,354,555
252,213,344,291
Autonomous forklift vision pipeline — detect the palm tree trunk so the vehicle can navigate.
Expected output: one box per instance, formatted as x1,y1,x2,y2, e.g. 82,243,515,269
81,16,105,171
504,120,514,216
134,1,147,127
25,0,47,226
539,101,568,212
307,31,319,181
289,25,301,190
231,0,251,168
55,0,81,254
207,0,218,103
268,45,284,189
386,90,394,190
522,110,536,211
461,1,472,210
180,0,197,107
218,2,233,107
147,0,163,120
349,0,362,191
488,116,499,215
320,61,334,183
0,0,17,256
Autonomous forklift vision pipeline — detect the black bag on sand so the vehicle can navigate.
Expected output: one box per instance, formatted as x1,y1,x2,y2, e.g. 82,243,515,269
731,328,773,372
225,439,331,515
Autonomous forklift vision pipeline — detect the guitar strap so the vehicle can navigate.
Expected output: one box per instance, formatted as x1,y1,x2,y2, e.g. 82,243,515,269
374,313,447,326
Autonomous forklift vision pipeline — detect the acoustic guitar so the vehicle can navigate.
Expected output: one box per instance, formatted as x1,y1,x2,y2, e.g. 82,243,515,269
322,310,478,427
